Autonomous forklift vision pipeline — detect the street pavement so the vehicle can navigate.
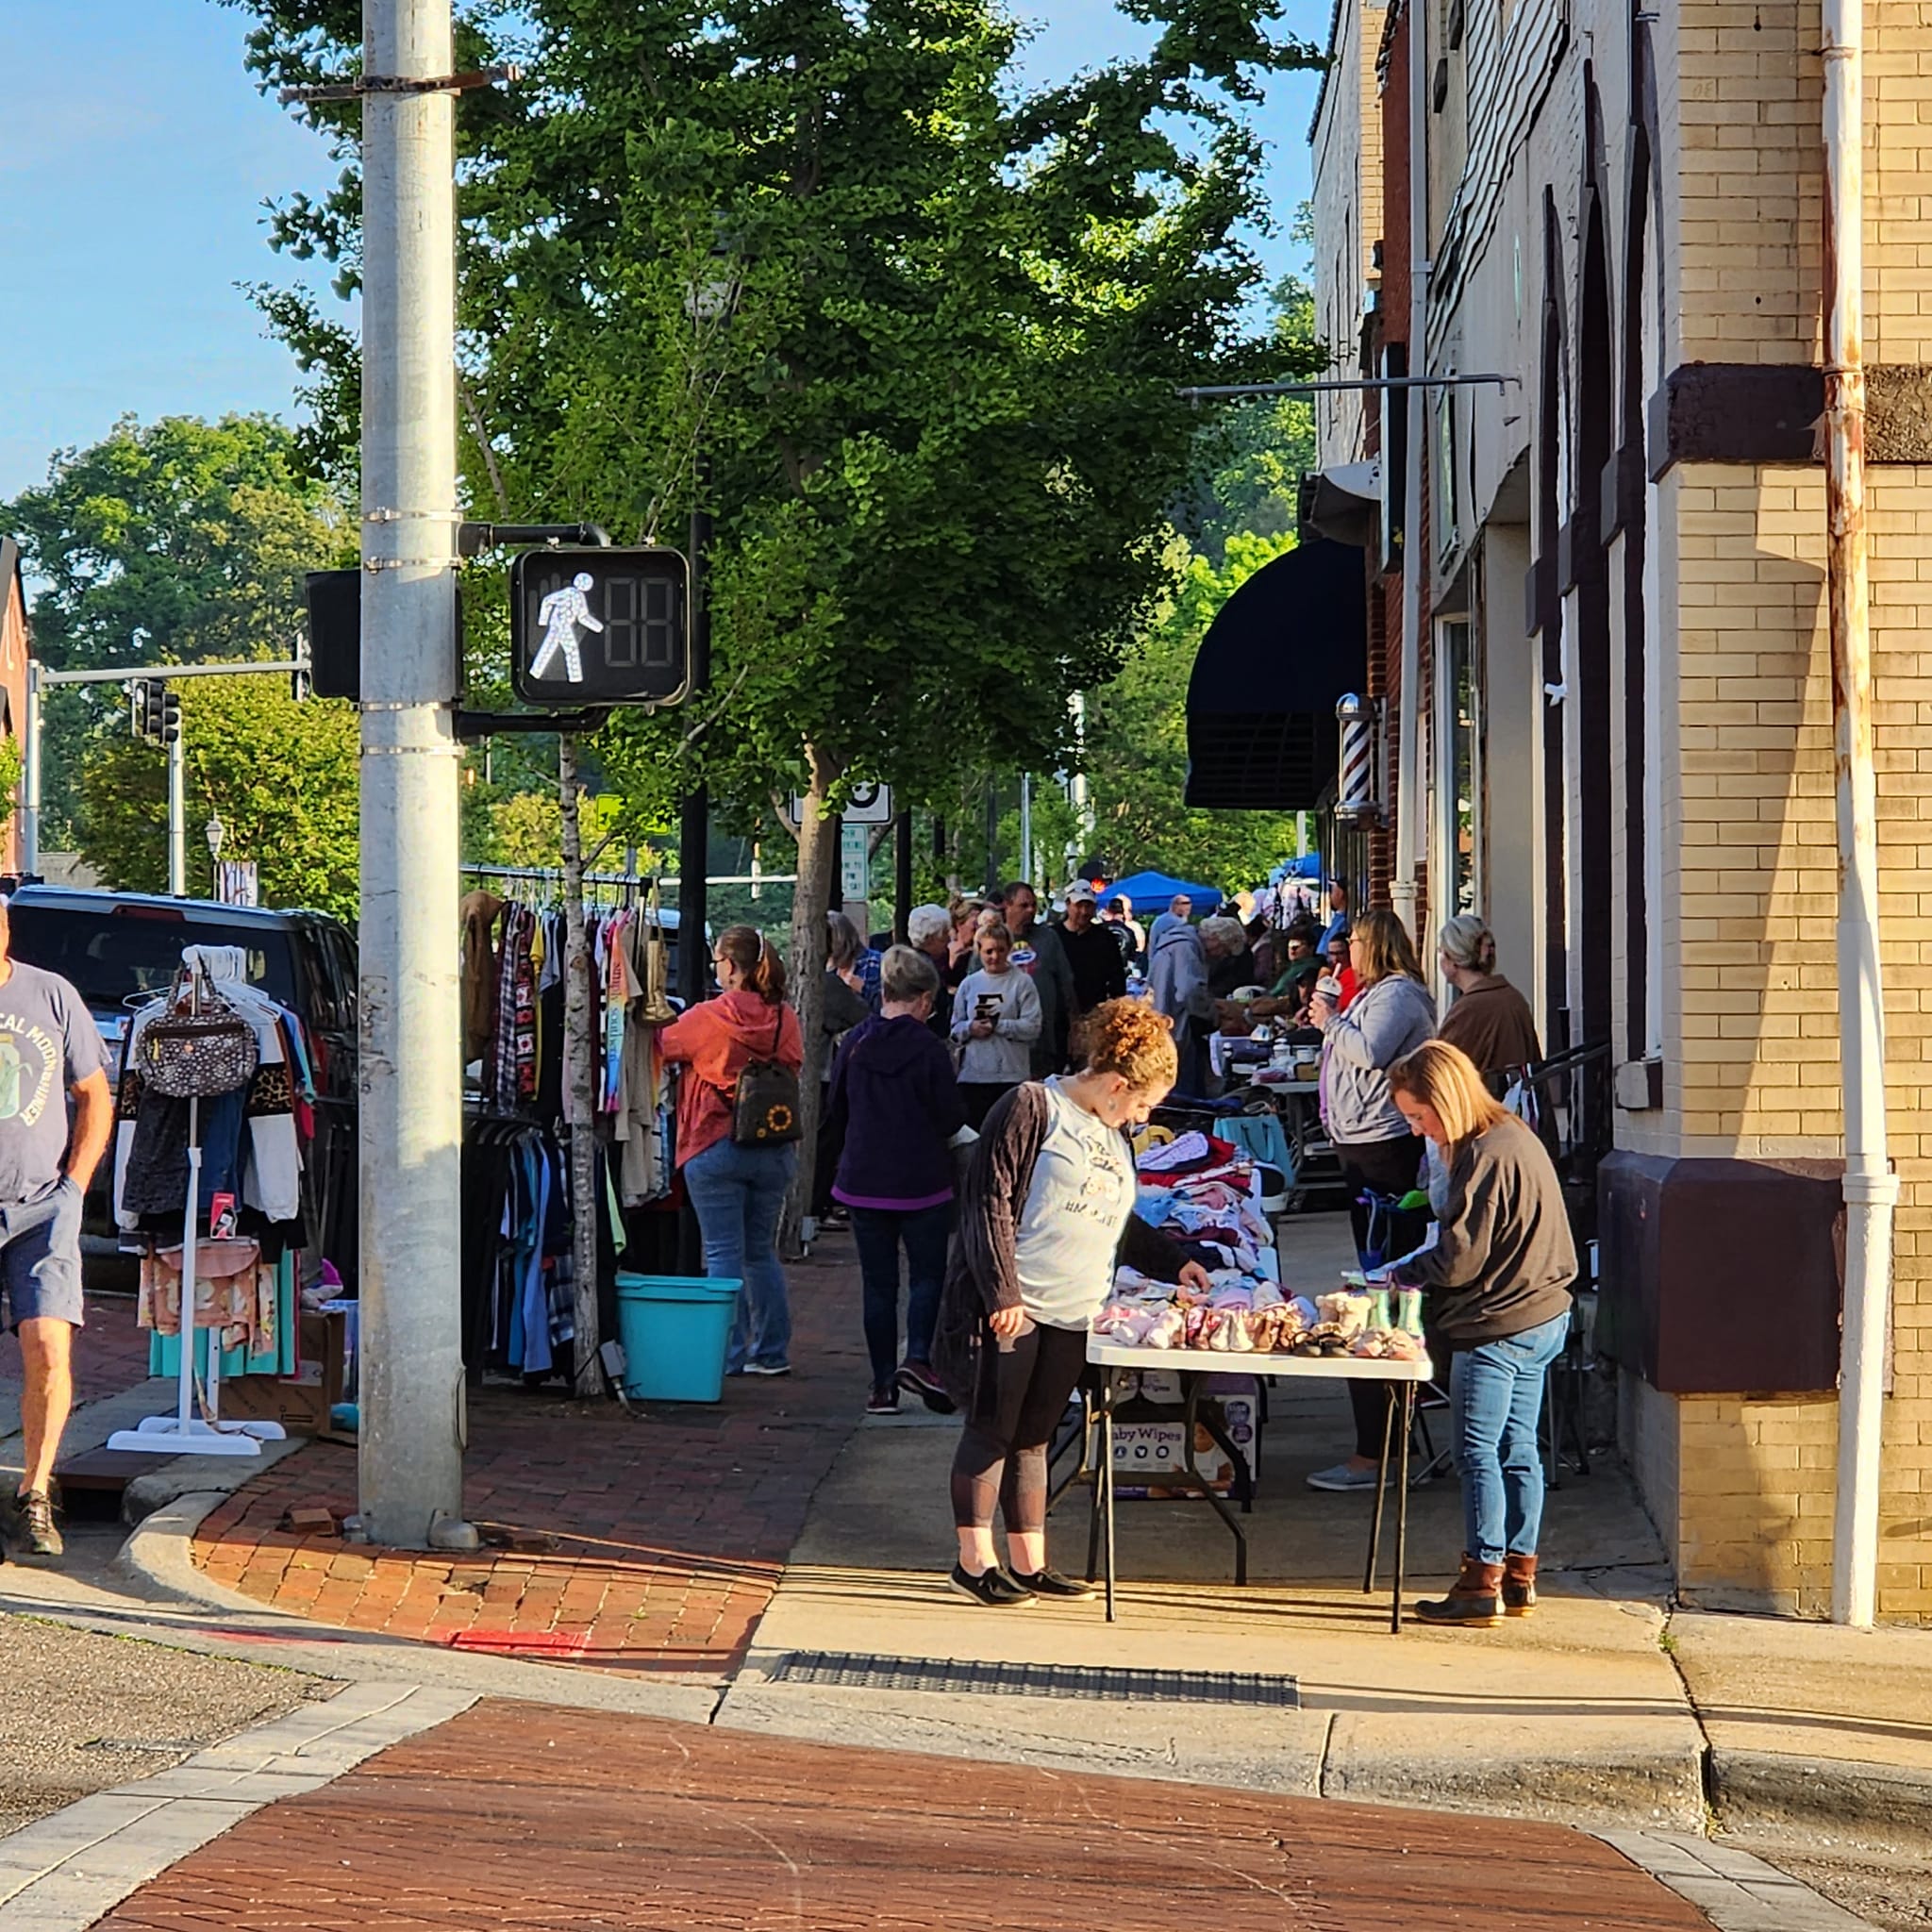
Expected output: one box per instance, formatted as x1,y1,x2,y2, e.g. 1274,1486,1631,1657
0,1219,1928,1926
0,1611,315,1836
86,1698,1726,1932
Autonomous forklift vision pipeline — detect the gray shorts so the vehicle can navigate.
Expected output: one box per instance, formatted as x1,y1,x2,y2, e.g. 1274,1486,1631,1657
1,1180,85,1329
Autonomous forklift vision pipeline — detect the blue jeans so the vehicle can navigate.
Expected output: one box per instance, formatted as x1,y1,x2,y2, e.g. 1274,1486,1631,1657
683,1138,798,1372
1451,1311,1572,1564
848,1202,951,1389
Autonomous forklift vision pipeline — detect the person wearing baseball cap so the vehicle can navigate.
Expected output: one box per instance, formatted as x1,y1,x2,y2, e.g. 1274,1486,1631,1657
1056,881,1126,1024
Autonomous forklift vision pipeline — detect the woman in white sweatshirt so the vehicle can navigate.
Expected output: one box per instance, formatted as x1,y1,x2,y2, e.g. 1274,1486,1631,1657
950,924,1042,1129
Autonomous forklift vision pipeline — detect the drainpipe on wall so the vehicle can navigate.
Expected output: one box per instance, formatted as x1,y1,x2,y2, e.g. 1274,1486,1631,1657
1391,0,1430,939
1823,0,1895,1630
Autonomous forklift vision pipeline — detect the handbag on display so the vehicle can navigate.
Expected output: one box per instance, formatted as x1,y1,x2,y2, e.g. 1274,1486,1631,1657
732,1008,802,1147
139,974,259,1099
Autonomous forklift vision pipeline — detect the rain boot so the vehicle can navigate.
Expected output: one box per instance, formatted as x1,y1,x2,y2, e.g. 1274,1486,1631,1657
1415,1554,1504,1627
1502,1552,1538,1617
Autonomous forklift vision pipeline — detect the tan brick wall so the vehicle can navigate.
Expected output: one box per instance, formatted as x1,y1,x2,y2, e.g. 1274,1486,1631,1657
1674,0,1932,366
1666,462,1932,1622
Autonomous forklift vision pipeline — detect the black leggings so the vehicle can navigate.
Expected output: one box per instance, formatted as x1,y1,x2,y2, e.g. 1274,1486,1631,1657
1339,1136,1433,1460
950,1321,1089,1538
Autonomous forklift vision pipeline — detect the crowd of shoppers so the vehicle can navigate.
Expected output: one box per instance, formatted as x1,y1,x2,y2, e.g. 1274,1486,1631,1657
656,874,1572,1634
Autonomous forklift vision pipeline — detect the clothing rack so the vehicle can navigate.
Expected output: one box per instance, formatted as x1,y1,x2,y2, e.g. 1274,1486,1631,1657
107,953,283,1458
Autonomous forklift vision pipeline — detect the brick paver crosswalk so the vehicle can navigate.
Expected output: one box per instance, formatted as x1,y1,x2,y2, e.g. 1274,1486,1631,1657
190,1242,872,1675
92,1700,1717,1931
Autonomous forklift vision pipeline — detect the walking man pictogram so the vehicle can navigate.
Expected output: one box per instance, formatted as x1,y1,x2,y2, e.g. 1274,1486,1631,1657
530,572,604,682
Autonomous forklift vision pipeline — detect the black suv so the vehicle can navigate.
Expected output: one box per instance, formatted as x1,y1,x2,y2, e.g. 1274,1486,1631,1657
5,887,358,1277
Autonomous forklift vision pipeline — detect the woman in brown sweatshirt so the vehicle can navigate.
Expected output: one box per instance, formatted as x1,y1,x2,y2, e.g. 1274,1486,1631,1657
1434,915,1541,1084
1386,1041,1576,1628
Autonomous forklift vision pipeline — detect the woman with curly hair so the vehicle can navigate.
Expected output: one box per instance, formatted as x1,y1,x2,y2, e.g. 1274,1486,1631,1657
932,999,1211,1607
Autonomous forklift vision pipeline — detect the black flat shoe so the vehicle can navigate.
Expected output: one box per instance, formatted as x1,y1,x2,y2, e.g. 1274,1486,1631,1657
948,1563,1035,1607
1011,1566,1098,1601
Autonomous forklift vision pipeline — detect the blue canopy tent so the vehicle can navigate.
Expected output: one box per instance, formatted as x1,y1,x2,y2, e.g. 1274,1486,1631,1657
1270,855,1324,883
1101,872,1224,915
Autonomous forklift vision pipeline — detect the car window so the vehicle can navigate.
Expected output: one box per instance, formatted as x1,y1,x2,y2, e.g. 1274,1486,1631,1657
322,925,358,1032
7,907,298,1014
291,928,340,1031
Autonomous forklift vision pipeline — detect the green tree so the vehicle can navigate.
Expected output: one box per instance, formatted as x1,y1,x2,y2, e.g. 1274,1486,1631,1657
1083,528,1306,890
3,414,355,848
77,675,360,919
235,0,1322,1203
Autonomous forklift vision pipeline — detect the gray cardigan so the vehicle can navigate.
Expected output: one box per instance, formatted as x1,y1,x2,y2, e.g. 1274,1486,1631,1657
1319,973,1437,1144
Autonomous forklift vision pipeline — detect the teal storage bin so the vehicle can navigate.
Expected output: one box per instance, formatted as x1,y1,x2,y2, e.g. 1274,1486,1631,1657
614,1273,741,1403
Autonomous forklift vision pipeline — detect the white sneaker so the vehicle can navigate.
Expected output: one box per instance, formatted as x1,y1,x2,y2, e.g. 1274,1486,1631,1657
1306,1461,1379,1491
743,1361,792,1378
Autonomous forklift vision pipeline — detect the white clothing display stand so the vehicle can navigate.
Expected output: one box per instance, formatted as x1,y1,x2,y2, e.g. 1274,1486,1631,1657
108,958,283,1457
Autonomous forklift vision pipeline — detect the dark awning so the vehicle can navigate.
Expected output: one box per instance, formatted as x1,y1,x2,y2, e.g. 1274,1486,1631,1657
1184,538,1367,810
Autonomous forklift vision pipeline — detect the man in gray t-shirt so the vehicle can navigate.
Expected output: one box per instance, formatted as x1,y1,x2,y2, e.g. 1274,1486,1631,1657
0,901,114,1561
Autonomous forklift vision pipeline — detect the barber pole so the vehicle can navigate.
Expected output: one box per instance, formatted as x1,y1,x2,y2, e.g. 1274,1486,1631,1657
1335,693,1379,822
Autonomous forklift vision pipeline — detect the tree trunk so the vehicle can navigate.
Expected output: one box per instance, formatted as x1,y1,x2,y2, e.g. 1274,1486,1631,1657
783,741,842,1249
558,735,603,1397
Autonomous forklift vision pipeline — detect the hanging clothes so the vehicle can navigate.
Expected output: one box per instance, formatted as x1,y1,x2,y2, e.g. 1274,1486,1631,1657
113,956,305,1236
459,888,506,1066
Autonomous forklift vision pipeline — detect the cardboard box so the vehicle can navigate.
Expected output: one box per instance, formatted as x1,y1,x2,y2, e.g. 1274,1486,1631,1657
220,1310,350,1440
1109,1394,1260,1500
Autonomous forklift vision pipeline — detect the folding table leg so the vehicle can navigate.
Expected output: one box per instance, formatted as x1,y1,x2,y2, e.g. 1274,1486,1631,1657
1085,1385,1103,1584
1364,1381,1396,1594
1392,1383,1415,1634
1182,1376,1251,1584
1102,1376,1118,1623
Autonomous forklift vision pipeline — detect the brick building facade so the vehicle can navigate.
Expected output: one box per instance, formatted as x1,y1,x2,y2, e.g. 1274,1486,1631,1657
1311,0,1932,1618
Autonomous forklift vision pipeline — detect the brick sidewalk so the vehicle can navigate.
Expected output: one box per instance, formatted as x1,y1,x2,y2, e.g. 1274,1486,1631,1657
93,1699,1716,1931
0,1285,155,1411
190,1241,873,1676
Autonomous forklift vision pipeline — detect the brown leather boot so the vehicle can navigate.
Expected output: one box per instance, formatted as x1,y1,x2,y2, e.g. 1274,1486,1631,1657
1502,1553,1538,1617
1416,1555,1504,1627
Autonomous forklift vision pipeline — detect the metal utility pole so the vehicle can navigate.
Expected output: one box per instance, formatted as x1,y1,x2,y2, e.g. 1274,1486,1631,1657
677,490,712,1002
1824,0,1894,1629
21,660,41,875
1391,0,1430,940
893,810,913,942
1019,773,1034,886
358,0,473,1550
558,735,601,1397
166,732,187,896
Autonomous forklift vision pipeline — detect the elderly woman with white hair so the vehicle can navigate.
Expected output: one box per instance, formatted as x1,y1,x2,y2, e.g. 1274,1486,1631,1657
907,904,957,1040
1436,914,1541,1084
1199,914,1259,1001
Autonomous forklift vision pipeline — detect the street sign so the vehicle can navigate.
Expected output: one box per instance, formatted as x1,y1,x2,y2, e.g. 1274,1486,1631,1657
841,823,870,901
787,780,892,828
509,547,691,708
843,781,892,824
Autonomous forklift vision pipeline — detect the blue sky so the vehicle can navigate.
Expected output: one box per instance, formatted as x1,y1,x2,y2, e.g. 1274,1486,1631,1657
0,1,1318,502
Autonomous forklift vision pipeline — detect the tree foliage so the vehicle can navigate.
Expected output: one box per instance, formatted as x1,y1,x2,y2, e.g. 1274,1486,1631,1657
231,0,1323,1206
77,675,360,919
2,414,355,849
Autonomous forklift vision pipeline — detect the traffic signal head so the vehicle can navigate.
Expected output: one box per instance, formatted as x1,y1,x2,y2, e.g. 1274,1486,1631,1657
129,679,166,743
159,689,181,745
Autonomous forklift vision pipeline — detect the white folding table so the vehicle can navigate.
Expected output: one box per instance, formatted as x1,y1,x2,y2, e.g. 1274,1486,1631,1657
1075,1340,1433,1632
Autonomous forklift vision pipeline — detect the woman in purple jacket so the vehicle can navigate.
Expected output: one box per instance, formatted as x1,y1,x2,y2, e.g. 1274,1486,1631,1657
828,945,968,1416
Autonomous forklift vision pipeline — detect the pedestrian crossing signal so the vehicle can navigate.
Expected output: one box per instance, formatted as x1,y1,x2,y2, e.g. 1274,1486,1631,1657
509,548,691,708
